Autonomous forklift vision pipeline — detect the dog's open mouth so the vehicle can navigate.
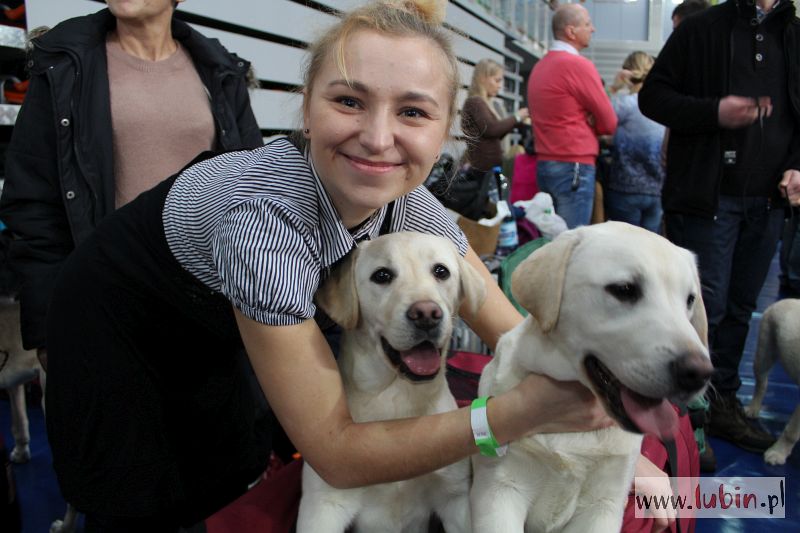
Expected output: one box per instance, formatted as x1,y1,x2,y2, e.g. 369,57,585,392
381,338,442,382
584,355,679,441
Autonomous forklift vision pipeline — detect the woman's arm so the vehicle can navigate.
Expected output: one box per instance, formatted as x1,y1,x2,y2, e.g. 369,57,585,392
460,245,523,349
235,245,611,489
235,312,476,488
462,97,519,140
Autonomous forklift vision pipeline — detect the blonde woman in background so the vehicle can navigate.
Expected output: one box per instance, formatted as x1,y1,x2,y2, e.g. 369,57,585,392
605,51,665,233
451,59,529,218
462,59,528,175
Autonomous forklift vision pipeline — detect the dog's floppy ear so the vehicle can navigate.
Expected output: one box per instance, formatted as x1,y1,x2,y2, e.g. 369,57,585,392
511,230,581,332
458,255,487,320
315,249,360,330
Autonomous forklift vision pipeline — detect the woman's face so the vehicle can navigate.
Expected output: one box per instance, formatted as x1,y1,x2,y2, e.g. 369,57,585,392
106,0,179,22
304,30,451,229
484,71,504,98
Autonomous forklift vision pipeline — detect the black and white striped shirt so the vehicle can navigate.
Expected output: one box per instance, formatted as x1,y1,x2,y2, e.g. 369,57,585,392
163,137,467,326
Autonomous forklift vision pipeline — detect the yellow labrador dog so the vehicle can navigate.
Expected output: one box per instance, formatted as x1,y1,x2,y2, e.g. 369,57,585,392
745,298,800,465
298,232,486,533
471,222,713,533
0,298,41,464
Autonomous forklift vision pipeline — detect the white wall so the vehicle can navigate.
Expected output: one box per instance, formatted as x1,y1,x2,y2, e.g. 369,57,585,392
25,0,532,154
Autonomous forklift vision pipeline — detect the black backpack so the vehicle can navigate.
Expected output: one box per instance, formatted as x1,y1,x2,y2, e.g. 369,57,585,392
426,157,494,221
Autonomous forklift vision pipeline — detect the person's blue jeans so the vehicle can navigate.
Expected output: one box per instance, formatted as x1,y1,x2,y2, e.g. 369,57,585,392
664,195,784,393
604,190,663,234
535,160,595,229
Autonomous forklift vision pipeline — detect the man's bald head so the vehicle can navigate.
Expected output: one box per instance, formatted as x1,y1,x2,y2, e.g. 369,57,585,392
551,4,593,50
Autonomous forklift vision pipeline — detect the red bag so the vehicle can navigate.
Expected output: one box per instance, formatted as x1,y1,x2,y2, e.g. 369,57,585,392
205,457,302,533
510,153,538,204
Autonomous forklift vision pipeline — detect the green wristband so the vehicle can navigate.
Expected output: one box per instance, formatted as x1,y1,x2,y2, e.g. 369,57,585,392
471,396,508,457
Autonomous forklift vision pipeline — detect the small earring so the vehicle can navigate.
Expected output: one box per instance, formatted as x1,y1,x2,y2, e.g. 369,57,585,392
303,128,310,135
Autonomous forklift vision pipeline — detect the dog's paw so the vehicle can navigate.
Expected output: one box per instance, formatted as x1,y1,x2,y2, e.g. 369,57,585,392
764,442,792,466
9,445,31,463
743,404,760,419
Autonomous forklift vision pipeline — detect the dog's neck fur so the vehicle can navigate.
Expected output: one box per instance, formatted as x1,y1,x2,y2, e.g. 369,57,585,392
487,316,583,395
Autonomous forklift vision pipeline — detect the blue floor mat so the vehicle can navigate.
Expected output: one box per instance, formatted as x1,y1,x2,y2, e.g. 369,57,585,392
1,252,798,532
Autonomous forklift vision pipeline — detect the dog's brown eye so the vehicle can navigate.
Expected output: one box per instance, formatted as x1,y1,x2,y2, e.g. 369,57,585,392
432,264,450,280
370,268,394,284
687,294,696,307
605,282,641,303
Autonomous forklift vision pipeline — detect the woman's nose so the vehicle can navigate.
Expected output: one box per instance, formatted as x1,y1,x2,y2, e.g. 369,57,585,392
359,112,394,153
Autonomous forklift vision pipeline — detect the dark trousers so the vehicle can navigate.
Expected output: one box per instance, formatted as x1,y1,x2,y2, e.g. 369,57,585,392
780,208,800,290
664,195,784,393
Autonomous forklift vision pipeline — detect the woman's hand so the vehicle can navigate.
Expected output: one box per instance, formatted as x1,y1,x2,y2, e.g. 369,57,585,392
487,373,615,444
632,454,677,533
610,69,633,94
520,374,615,434
516,107,530,122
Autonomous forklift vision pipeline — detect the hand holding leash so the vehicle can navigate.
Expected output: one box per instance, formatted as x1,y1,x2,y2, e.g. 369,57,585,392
718,95,771,129
779,169,800,207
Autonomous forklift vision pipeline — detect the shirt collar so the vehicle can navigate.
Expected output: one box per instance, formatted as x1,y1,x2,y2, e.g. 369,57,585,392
756,0,780,22
550,40,579,55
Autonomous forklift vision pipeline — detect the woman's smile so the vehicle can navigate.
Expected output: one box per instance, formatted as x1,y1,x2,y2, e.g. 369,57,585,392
343,153,404,175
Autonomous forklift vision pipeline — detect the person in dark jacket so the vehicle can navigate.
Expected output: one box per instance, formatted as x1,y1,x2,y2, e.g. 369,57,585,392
0,0,263,357
639,0,800,454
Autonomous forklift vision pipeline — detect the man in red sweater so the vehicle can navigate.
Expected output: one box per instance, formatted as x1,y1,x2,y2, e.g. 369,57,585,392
527,3,617,228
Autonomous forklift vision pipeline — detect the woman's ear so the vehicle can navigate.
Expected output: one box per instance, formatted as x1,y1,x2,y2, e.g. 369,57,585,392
302,88,310,137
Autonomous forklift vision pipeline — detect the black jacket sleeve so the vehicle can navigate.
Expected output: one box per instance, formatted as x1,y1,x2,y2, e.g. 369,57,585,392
0,73,75,349
232,72,262,149
638,21,721,135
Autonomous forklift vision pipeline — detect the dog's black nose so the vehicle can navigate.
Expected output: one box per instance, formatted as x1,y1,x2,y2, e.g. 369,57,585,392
671,352,714,392
406,301,442,331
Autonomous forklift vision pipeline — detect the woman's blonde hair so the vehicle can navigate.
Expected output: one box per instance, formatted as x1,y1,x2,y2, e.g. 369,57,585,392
468,59,503,101
622,51,654,93
302,0,459,129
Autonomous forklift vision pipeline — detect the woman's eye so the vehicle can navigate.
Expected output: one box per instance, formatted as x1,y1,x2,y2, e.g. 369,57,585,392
370,268,394,285
336,96,359,108
401,108,428,119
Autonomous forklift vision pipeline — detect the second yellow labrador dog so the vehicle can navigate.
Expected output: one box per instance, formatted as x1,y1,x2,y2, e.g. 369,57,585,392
471,222,713,533
745,298,800,465
297,231,486,533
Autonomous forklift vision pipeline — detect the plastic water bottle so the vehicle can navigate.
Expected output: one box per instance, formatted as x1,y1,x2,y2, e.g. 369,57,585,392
494,166,518,256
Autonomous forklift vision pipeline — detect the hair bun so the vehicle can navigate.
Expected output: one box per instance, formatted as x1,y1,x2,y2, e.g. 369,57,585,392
398,0,447,25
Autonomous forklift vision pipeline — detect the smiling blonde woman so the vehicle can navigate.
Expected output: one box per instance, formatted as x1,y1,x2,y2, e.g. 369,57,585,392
37,1,613,529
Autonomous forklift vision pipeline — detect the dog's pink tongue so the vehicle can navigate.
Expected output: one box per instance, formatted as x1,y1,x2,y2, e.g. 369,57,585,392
621,389,679,441
399,344,441,376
